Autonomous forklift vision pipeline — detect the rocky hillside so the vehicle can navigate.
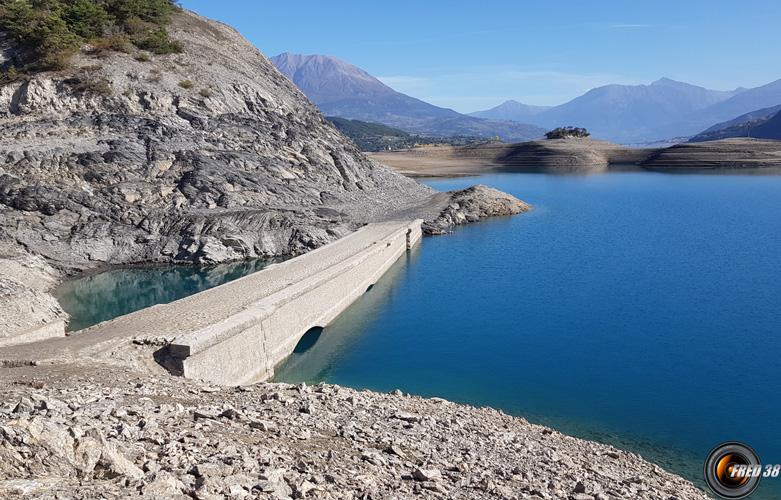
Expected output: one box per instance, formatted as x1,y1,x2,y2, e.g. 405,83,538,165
690,105,781,142
0,12,424,269
0,9,528,343
0,11,529,267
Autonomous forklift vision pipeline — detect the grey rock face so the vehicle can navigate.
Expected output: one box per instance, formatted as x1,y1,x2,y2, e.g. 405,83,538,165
0,9,530,343
0,11,438,271
425,185,531,234
0,12,527,272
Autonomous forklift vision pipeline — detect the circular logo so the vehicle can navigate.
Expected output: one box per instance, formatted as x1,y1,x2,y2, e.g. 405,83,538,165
704,442,762,499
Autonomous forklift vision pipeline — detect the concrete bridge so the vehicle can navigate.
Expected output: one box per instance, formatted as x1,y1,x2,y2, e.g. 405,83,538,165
0,220,422,386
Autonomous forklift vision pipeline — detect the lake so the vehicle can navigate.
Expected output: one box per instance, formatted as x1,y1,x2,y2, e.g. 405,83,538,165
57,170,781,497
275,171,781,497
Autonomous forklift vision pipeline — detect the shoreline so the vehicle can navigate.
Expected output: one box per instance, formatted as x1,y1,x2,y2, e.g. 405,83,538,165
0,208,711,498
370,137,781,177
0,362,710,499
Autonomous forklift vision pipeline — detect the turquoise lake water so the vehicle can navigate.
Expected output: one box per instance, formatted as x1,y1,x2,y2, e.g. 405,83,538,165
56,259,270,331
274,171,781,497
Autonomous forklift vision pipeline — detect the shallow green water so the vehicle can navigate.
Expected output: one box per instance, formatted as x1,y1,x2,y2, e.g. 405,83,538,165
56,260,269,331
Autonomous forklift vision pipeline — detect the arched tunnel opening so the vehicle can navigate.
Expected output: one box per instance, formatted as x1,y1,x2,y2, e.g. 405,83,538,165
293,326,324,354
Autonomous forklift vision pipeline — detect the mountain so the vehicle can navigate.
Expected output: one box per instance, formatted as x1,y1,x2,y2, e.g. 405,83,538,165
751,111,781,139
685,79,781,129
469,100,551,122
474,78,740,143
689,105,781,142
327,117,413,151
473,77,781,143
270,53,545,141
543,78,743,142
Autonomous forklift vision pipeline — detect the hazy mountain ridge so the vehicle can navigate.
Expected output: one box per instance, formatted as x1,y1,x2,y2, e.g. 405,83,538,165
472,76,781,143
271,53,545,141
473,78,751,143
689,105,781,142
469,100,551,122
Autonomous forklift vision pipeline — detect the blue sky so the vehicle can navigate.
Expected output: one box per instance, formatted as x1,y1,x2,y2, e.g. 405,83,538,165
181,0,781,113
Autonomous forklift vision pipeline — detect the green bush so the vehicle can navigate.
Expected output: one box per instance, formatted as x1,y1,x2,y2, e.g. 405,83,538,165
545,127,591,140
89,34,132,54
178,79,192,89
0,65,20,84
134,26,182,54
0,0,180,73
64,75,112,96
105,0,177,25
63,0,111,39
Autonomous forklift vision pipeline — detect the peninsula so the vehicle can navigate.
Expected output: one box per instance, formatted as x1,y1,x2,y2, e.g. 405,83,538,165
371,137,781,176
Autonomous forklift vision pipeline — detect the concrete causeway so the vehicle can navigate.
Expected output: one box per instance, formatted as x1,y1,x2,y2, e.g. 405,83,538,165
0,220,423,385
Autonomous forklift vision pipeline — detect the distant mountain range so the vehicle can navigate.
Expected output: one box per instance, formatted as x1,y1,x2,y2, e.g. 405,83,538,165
472,78,781,143
689,105,781,142
470,100,551,122
271,52,781,144
270,53,546,142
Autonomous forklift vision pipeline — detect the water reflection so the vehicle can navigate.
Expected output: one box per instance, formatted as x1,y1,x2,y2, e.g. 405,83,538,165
273,247,418,382
56,259,271,331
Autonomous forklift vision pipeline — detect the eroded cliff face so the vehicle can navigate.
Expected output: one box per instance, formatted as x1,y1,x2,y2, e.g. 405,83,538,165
0,11,439,270
0,10,530,342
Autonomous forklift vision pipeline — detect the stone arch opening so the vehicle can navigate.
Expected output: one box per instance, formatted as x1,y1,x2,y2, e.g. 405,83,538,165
293,326,324,354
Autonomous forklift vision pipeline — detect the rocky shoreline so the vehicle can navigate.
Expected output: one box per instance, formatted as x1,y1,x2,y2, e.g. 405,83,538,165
0,363,709,499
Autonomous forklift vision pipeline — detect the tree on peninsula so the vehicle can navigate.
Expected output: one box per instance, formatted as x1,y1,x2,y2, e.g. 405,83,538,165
545,126,591,139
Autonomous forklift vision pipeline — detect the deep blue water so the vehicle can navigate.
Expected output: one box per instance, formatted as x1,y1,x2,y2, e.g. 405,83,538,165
275,171,781,497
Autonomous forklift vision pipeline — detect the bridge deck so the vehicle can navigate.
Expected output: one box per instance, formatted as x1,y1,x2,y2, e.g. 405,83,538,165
0,220,422,384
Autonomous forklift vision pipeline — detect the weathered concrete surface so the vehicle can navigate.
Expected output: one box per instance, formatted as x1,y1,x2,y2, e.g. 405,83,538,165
168,219,422,385
0,221,422,386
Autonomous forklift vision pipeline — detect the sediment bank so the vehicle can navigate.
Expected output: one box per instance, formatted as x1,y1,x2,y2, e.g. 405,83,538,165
371,137,781,176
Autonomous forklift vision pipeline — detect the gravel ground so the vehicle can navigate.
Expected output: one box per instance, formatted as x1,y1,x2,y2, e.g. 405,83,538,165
0,363,709,499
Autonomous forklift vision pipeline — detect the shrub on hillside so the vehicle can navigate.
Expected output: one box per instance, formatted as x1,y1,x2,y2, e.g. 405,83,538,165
0,0,181,74
545,127,591,140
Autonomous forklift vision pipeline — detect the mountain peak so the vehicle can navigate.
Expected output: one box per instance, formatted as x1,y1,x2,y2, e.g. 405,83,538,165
651,77,693,88
270,53,545,141
270,52,394,103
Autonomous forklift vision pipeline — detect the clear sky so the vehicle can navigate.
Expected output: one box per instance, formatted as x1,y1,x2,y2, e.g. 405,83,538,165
180,0,781,113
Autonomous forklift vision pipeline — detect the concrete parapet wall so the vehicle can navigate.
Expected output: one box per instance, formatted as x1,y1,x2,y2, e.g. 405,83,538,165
170,220,423,386
0,320,66,348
